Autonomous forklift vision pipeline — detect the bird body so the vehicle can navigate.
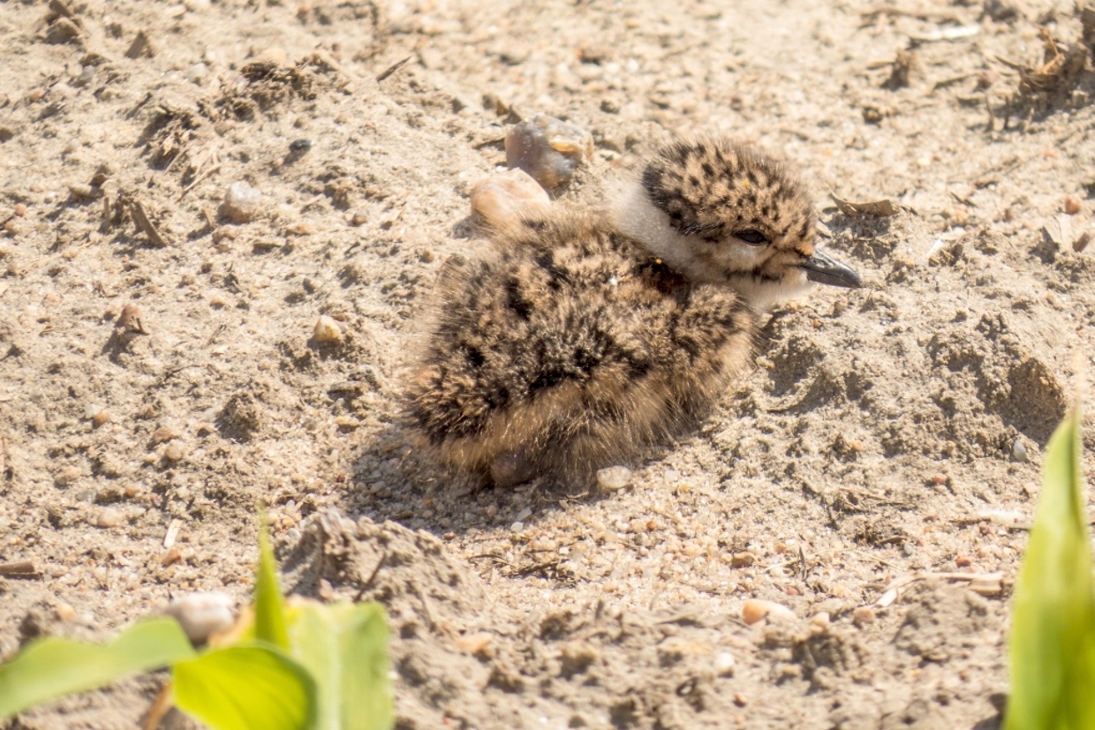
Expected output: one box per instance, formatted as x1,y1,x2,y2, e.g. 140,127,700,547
408,137,861,486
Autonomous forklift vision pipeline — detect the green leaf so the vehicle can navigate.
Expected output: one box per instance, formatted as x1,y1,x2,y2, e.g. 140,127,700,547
0,617,196,718
173,643,317,730
1006,407,1095,730
289,600,393,730
254,514,290,651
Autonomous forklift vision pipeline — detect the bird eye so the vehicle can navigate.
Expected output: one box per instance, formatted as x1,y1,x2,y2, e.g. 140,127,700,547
734,229,769,246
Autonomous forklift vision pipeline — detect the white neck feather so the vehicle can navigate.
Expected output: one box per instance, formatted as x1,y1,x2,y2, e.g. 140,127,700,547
608,179,814,312
609,179,717,283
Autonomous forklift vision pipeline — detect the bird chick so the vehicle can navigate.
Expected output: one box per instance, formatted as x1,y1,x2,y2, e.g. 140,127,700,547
408,136,861,487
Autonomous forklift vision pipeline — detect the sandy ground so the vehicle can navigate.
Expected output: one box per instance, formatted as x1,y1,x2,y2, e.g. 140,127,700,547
2,0,1095,727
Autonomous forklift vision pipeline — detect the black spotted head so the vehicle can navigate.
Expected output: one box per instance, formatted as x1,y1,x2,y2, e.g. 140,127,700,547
613,137,860,309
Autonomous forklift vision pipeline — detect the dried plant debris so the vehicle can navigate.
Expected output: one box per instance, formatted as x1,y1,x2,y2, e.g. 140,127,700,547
124,29,154,59
217,62,317,120
39,0,85,45
998,27,1087,98
128,197,170,247
883,48,920,90
140,103,205,169
831,194,900,217
135,59,322,189
100,192,170,246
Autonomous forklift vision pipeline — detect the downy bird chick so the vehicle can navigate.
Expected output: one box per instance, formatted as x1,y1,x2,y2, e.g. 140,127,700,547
407,136,862,487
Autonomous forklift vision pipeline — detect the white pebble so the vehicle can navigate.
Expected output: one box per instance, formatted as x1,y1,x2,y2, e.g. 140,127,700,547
185,63,209,85
165,592,235,644
95,507,124,528
313,315,343,343
742,599,796,625
470,168,550,229
714,651,735,677
222,181,263,224
596,466,632,491
1012,437,1027,462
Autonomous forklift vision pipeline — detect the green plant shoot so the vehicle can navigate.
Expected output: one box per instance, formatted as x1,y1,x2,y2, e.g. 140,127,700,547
255,513,291,651
1007,407,1095,730
0,513,392,729
0,617,196,717
174,644,317,730
289,600,393,730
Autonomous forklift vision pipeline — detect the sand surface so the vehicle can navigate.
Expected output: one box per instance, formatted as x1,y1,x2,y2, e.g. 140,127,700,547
2,0,1095,727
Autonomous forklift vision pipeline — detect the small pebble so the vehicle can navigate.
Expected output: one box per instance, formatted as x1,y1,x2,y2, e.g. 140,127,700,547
152,426,181,444
852,606,876,627
714,651,735,677
54,466,81,487
13,204,27,217
164,442,187,463
68,182,94,199
212,227,237,244
115,303,146,333
185,63,209,85
505,114,593,189
74,66,95,87
455,632,494,655
92,410,112,427
1075,231,1092,253
55,602,77,621
1011,438,1027,462
731,552,755,568
221,181,263,224
1065,196,1082,215
470,168,551,229
95,507,124,528
313,315,343,343
165,592,235,644
596,465,632,491
742,599,796,626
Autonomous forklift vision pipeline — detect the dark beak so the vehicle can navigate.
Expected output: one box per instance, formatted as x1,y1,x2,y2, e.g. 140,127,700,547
801,249,862,289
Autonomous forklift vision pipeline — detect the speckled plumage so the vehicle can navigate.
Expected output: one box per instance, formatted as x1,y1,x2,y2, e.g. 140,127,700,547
407,137,861,486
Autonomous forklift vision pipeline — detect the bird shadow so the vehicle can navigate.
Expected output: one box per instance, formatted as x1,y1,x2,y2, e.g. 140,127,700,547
341,417,655,540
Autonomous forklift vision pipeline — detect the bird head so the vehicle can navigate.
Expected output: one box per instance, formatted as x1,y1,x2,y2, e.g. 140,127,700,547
612,138,861,310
